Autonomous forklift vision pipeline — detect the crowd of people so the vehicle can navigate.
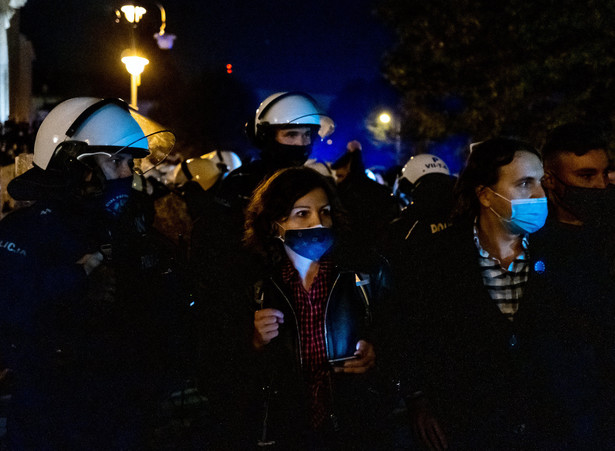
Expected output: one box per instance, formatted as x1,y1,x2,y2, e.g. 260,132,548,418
0,91,614,450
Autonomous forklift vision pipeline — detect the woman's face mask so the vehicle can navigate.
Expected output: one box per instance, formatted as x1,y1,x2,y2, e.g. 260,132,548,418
277,224,334,261
488,188,548,234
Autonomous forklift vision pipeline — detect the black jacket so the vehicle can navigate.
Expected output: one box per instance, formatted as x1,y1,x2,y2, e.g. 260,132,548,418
248,253,395,449
391,223,610,448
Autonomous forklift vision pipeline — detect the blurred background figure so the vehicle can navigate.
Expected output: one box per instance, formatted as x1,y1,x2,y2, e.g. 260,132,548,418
202,149,242,178
383,154,456,268
330,140,399,249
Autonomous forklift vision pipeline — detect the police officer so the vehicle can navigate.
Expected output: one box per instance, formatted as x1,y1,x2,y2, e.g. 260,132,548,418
0,97,177,449
383,154,456,268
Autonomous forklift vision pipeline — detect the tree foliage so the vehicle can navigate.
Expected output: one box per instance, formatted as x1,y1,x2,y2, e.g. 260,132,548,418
378,0,615,146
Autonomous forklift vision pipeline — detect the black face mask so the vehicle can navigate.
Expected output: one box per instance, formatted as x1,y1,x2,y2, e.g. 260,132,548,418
558,183,615,228
261,141,312,168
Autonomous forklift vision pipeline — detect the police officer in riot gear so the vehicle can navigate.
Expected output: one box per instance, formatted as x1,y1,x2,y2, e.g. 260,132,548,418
0,97,177,449
383,153,456,269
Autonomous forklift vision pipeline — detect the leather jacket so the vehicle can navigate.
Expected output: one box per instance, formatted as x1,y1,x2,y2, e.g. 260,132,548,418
254,267,379,373
249,257,392,447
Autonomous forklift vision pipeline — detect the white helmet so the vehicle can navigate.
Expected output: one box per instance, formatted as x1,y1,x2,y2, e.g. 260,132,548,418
202,150,242,176
399,154,450,185
172,157,222,191
8,97,175,200
252,92,335,143
394,154,451,206
34,97,148,170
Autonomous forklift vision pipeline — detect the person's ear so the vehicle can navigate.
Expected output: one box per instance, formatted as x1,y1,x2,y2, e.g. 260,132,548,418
542,171,556,191
476,185,492,208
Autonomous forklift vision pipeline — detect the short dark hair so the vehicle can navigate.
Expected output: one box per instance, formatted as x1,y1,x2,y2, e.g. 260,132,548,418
244,166,347,265
542,122,607,165
451,138,541,222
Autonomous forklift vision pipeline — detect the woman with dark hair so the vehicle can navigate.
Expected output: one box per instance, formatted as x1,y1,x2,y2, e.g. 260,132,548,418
242,166,394,449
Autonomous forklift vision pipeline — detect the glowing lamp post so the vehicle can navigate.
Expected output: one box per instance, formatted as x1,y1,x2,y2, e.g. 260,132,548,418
378,110,402,163
121,54,149,109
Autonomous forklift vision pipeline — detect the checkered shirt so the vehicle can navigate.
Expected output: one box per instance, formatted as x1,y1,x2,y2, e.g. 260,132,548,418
473,222,530,321
282,257,335,429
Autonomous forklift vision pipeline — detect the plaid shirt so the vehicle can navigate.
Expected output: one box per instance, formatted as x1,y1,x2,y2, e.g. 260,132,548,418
473,222,530,321
282,257,335,429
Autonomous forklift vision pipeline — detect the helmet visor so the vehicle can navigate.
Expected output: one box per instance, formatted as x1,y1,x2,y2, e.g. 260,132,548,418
128,110,176,174
283,113,334,139
74,108,176,174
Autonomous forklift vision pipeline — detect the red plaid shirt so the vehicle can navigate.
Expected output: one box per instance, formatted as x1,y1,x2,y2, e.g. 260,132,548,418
282,256,335,429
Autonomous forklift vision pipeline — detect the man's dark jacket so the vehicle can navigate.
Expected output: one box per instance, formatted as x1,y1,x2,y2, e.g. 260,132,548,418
392,223,602,448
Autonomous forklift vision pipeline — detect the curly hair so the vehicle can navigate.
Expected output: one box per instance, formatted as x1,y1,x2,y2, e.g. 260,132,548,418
244,166,348,266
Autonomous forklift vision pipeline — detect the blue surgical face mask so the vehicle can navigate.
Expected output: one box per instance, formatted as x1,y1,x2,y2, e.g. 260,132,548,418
277,224,334,261
488,188,548,234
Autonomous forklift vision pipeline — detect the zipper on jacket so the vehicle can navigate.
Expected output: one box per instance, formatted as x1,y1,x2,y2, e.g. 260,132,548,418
356,274,372,323
323,273,342,360
271,278,303,368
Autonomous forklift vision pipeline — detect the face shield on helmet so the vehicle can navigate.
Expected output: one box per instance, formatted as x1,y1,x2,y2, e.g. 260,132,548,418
394,154,451,206
34,97,174,173
9,97,175,200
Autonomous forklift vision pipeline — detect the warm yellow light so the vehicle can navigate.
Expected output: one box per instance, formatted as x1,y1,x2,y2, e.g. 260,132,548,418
122,55,149,76
379,112,392,124
121,5,147,23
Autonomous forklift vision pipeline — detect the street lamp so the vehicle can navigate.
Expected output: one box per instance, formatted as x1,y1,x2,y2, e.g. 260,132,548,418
115,3,174,108
120,4,147,23
378,112,392,124
121,53,149,109
378,110,402,163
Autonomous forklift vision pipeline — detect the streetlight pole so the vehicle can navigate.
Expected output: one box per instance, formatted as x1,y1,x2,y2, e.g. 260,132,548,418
378,111,402,164
117,4,149,109
116,3,175,109
121,54,149,109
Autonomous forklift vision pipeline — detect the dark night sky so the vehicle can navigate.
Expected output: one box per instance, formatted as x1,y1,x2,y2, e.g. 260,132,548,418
18,0,394,98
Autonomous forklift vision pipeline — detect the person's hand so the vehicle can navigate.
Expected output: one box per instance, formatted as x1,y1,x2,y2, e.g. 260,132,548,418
253,308,284,350
335,339,375,374
76,251,104,275
408,396,448,450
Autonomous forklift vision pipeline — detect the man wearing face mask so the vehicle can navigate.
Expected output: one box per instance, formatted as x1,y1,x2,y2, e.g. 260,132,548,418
386,138,605,449
533,122,615,445
0,97,179,449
